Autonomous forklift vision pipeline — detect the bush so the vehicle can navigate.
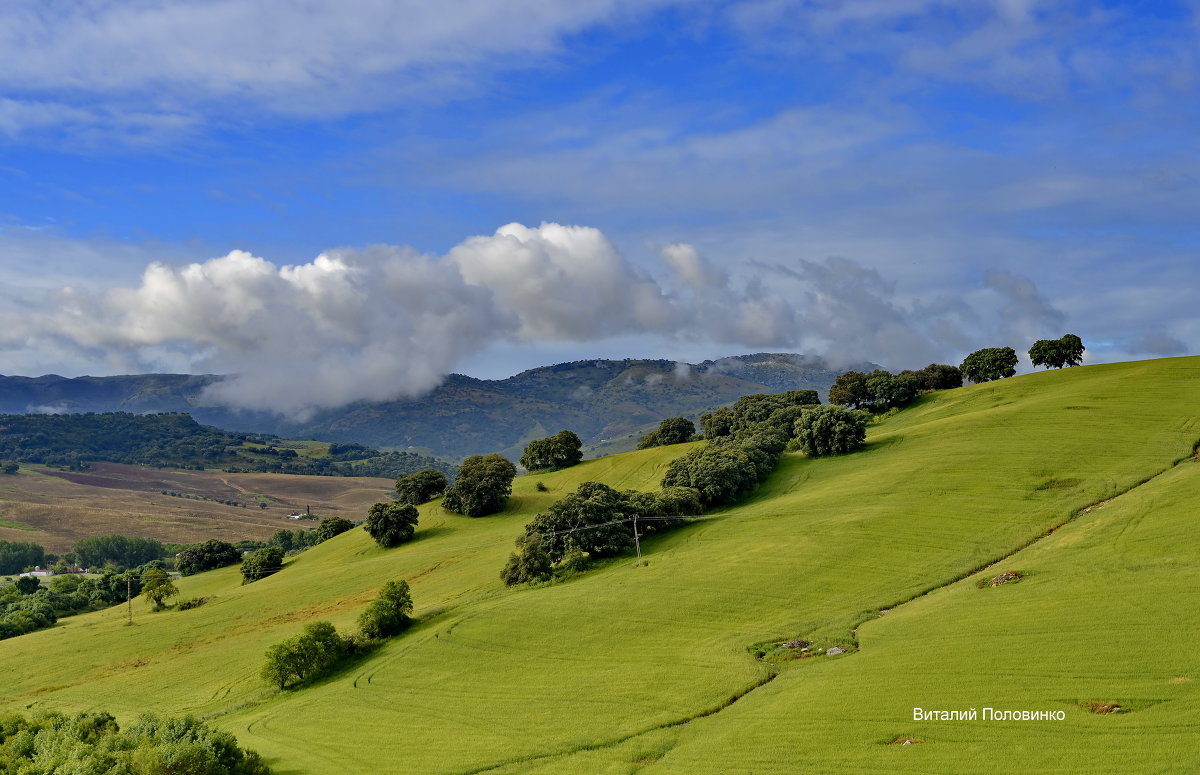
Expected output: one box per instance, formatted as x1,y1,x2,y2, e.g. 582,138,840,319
661,445,760,507
357,580,414,639
177,597,207,610
792,405,868,457
364,502,419,548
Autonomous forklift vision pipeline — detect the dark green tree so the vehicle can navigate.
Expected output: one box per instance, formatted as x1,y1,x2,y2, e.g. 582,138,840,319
241,546,284,584
315,516,355,542
442,454,517,517
364,502,419,548
1029,334,1085,369
141,567,178,610
960,346,1019,383
520,430,584,471
2,462,17,475
0,540,45,574
500,532,554,586
14,576,40,595
828,371,871,409
394,468,448,505
699,407,736,439
661,445,760,508
260,620,347,689
792,405,868,457
523,482,635,562
357,579,414,639
637,417,696,449
911,363,963,391
176,540,241,576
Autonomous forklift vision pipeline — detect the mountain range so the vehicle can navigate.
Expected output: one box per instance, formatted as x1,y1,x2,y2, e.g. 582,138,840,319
0,353,868,461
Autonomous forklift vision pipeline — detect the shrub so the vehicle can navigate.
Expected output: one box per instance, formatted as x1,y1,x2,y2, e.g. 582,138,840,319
315,517,355,542
442,454,517,517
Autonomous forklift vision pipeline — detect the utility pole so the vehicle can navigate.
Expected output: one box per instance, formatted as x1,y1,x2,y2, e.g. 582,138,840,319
126,575,133,626
631,514,642,565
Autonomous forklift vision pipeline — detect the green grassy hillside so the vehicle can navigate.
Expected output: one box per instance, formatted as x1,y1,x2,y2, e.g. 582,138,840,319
2,357,1198,774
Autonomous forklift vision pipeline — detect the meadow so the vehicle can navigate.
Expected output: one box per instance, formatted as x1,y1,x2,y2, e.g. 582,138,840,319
1,356,1197,773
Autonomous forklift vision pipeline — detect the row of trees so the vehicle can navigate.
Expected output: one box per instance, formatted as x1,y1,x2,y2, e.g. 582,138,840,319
829,364,961,411
501,394,873,586
500,483,701,585
0,564,157,640
73,535,164,569
700,390,821,440
959,335,1086,383
0,541,44,575
261,580,413,689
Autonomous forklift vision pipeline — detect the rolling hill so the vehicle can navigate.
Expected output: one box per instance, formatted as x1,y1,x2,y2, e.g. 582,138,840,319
2,356,1198,774
0,353,866,460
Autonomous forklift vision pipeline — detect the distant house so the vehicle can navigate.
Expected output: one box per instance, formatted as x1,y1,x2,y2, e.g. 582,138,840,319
287,513,305,519
19,567,54,578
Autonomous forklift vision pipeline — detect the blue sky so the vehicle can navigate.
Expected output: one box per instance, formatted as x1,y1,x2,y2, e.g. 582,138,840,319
0,0,1197,413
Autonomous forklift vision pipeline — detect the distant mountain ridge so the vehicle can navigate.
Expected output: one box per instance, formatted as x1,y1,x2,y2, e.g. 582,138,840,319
0,353,871,461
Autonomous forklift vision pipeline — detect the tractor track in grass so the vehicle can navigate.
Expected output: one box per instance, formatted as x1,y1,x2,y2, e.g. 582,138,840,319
457,441,1200,775
845,439,1200,648
454,670,778,775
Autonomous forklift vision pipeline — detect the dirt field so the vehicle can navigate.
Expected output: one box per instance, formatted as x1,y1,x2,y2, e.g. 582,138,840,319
0,462,394,554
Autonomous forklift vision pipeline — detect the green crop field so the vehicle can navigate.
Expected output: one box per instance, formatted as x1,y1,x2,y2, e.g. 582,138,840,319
2,357,1198,774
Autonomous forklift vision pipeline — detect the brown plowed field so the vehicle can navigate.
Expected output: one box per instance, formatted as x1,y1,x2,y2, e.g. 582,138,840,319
0,462,393,553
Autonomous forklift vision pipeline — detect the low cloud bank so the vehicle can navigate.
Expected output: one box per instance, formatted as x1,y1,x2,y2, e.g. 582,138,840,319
1,221,1101,416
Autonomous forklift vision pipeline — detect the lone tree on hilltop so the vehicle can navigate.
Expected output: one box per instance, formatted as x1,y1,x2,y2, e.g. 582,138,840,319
442,453,517,517
520,430,584,471
1029,334,1085,369
960,346,1019,383
637,417,696,449
394,469,447,505
792,405,868,458
364,502,419,548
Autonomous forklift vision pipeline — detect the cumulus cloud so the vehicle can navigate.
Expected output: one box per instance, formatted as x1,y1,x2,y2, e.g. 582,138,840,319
1,222,1095,415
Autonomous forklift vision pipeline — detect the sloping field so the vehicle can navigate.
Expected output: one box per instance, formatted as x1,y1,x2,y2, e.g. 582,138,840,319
0,462,393,553
1,357,1197,774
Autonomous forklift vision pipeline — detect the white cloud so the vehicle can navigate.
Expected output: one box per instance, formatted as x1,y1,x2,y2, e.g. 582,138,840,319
0,0,680,136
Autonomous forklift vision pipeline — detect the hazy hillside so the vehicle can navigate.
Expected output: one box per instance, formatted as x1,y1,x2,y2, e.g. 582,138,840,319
0,353,866,460
3,356,1197,774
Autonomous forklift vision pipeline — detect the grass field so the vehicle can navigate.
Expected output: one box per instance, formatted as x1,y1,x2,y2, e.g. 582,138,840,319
0,462,393,553
1,357,1198,773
